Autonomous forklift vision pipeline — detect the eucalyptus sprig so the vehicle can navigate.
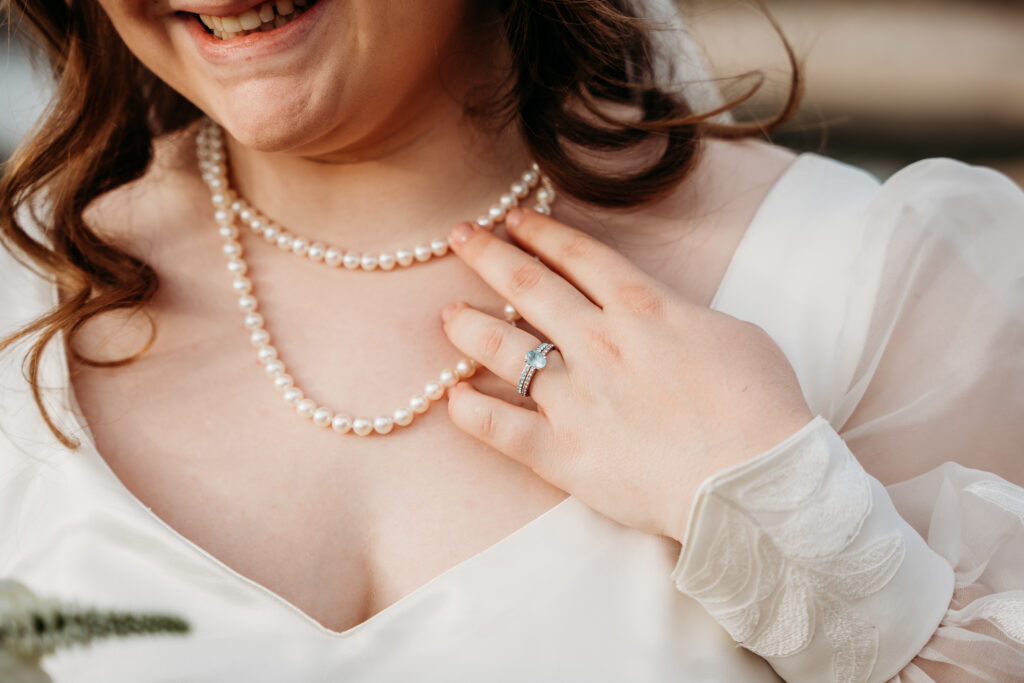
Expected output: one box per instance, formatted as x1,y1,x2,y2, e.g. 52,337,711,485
0,578,190,681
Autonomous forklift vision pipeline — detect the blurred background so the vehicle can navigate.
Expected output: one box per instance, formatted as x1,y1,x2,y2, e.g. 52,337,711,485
685,0,1024,185
2,0,1023,186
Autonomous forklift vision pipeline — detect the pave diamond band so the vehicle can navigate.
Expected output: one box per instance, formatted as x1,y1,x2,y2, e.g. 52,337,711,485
517,343,556,397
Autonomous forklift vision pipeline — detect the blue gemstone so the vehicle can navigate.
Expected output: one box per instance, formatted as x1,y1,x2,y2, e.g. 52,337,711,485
525,349,547,369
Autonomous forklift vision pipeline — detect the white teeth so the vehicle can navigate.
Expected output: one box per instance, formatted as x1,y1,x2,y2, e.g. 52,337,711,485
238,9,261,30
199,0,312,40
220,15,241,32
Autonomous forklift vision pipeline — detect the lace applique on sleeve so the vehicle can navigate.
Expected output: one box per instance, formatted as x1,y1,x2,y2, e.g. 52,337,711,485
671,416,954,683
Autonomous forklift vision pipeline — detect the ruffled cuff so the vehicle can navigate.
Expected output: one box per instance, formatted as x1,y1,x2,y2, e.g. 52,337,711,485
670,416,954,682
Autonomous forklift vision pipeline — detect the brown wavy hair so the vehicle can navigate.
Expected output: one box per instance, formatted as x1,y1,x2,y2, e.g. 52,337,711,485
0,0,801,448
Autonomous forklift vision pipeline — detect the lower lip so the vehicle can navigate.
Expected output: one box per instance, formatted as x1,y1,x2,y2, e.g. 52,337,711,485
181,1,327,64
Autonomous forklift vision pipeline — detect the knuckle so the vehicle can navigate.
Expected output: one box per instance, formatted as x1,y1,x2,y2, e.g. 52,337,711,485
587,327,623,361
480,323,507,360
619,283,663,317
476,404,499,440
561,235,597,261
509,262,545,296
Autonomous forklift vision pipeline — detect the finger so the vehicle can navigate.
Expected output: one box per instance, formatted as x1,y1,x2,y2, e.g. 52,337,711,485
448,220,598,346
442,302,566,405
504,208,666,314
447,381,551,469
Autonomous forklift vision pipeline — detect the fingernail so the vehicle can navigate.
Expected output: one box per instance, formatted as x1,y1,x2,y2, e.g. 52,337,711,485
450,222,475,244
441,302,459,323
506,208,525,228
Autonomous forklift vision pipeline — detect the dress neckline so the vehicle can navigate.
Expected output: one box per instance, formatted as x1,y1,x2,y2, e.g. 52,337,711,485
43,152,819,638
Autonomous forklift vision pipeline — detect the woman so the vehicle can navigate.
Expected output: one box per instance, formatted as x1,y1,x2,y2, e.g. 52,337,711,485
1,0,1022,680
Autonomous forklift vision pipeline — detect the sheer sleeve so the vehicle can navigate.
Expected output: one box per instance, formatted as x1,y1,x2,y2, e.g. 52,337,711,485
837,161,1024,680
671,159,1024,682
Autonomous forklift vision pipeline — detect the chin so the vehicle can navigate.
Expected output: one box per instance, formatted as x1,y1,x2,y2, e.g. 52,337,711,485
208,87,341,154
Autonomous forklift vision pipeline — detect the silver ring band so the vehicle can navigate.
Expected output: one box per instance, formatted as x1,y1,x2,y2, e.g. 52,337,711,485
517,342,556,397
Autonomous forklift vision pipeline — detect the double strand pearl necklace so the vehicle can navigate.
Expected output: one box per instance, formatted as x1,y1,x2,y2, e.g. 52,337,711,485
195,118,557,436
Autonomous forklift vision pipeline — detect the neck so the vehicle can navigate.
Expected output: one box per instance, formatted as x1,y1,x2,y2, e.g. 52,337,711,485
220,88,531,252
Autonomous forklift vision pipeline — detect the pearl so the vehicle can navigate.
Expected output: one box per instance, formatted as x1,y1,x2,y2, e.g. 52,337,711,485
296,398,316,419
197,121,559,438
312,407,333,427
534,204,551,216
425,381,444,400
410,395,429,414
232,277,252,294
352,418,373,436
439,368,458,388
256,346,277,364
455,359,475,378
331,414,352,433
343,252,361,270
504,303,520,321
373,416,394,435
395,249,414,267
324,248,343,267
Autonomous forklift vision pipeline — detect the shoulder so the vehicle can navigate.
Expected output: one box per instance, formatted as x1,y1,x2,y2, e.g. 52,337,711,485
858,158,1024,261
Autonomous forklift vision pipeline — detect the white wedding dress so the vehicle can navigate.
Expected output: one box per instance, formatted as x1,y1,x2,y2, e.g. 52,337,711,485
2,149,1023,682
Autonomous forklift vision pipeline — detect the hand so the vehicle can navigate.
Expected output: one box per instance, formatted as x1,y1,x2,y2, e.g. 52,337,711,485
441,208,814,544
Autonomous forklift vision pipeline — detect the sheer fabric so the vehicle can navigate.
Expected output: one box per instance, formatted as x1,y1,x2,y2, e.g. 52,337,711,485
838,159,1024,681
1,153,1023,681
677,157,1024,682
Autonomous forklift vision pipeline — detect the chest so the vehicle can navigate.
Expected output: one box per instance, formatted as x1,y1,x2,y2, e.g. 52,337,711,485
64,184,748,633
67,242,575,633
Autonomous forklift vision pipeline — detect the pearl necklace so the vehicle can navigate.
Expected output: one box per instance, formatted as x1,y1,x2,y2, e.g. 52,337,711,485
195,117,556,436
197,120,554,271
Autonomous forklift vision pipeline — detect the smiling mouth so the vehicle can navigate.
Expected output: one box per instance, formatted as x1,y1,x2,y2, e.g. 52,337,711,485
190,0,317,40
